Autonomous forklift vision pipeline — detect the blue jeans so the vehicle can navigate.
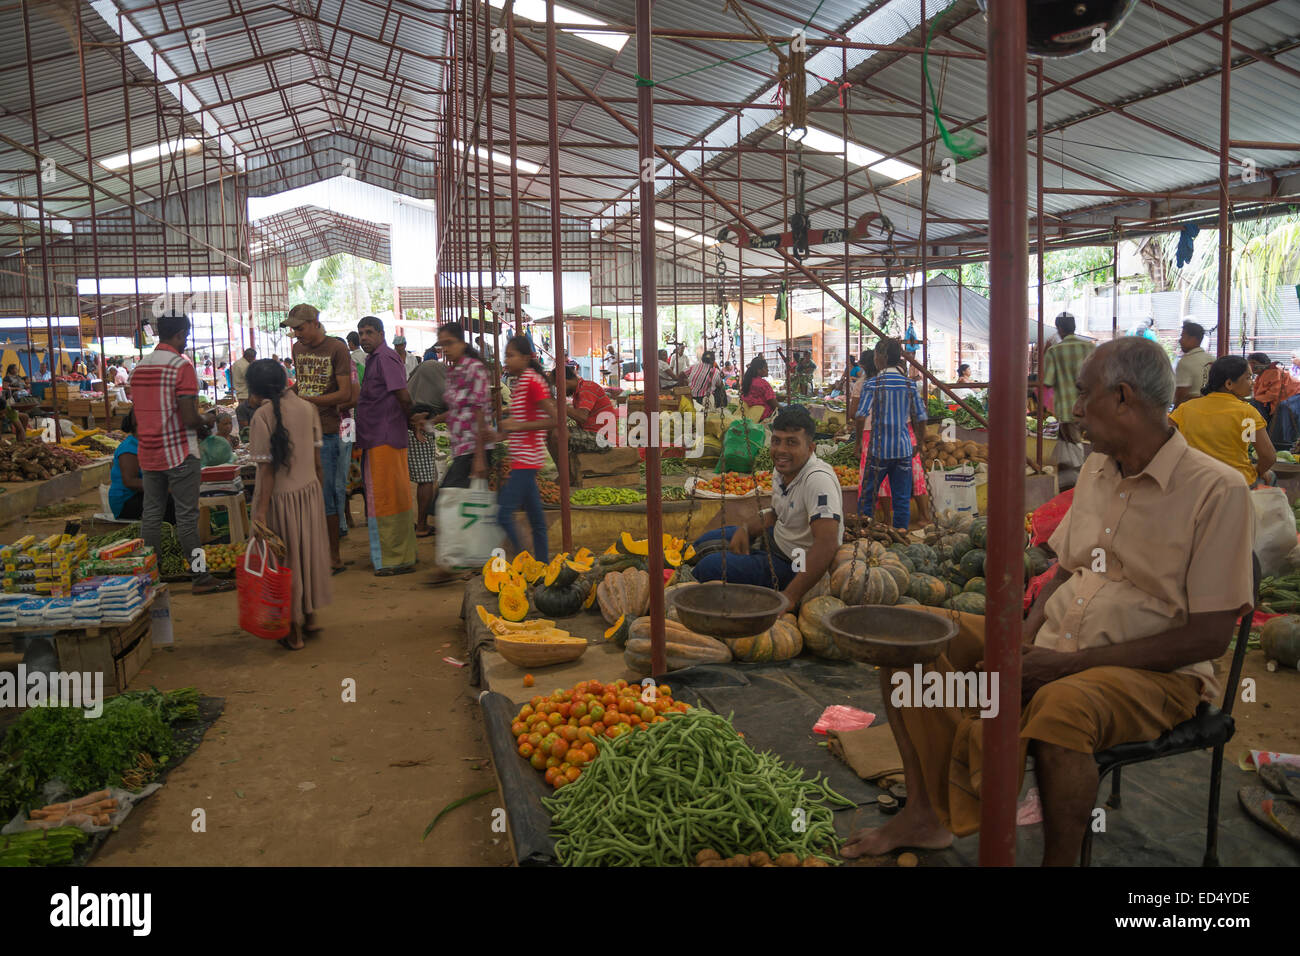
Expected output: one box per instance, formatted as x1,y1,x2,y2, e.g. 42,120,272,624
499,468,548,560
860,457,913,529
319,434,342,517
691,526,795,590
336,438,353,533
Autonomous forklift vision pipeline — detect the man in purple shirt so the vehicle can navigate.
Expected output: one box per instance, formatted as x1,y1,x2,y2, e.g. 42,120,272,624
355,315,425,575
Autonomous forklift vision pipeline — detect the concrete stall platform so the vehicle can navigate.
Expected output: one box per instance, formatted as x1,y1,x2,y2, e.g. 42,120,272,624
0,457,112,528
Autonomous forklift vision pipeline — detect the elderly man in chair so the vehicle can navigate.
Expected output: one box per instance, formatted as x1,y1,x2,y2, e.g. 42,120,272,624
841,337,1255,866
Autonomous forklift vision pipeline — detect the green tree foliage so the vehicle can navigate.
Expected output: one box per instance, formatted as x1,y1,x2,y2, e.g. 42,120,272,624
287,254,394,327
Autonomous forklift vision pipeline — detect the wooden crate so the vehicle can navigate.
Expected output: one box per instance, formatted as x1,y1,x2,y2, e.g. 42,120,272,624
54,607,155,696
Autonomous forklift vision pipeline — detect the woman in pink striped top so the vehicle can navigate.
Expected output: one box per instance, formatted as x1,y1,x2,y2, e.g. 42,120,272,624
493,335,556,560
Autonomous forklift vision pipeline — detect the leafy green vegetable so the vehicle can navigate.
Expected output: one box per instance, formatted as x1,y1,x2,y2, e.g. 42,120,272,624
0,687,200,820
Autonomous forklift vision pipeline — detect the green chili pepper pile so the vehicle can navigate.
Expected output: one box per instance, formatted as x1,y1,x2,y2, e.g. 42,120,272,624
542,708,854,866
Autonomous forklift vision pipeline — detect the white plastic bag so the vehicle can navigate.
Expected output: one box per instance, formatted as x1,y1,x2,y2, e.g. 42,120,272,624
928,460,978,517
435,478,501,569
1250,486,1296,577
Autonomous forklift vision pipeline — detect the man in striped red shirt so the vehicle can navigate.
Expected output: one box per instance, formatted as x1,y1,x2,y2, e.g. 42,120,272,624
129,313,233,594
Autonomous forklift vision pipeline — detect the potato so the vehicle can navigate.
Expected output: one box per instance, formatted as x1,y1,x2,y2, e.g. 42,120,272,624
748,851,772,867
897,852,919,868
695,848,721,865
699,859,725,867
775,852,801,867
729,854,750,867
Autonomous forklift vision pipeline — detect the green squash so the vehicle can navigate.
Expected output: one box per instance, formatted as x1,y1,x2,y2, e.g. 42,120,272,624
960,548,986,581
969,516,988,550
907,573,949,607
1025,547,1050,578
896,595,921,606
1260,615,1300,668
531,580,588,617
964,576,986,594
941,533,972,559
904,542,936,571
945,591,986,615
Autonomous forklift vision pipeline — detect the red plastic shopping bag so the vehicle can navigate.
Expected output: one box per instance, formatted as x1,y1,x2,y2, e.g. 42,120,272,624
237,537,293,640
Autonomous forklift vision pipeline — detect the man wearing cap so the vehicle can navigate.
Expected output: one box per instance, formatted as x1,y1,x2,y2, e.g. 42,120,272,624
284,303,356,574
393,335,419,377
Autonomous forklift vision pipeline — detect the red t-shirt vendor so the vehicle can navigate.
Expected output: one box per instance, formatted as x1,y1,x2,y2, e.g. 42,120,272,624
548,365,616,483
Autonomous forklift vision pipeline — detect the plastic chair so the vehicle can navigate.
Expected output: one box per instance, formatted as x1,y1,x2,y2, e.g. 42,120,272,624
1079,555,1261,867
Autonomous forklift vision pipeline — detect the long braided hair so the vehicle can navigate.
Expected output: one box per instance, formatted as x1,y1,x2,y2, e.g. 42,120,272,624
246,358,293,473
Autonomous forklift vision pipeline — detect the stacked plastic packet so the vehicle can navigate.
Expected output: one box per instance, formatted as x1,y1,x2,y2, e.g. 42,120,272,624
16,599,50,628
0,594,25,627
41,598,75,628
77,538,158,584
71,590,101,627
1,533,89,596
96,575,147,624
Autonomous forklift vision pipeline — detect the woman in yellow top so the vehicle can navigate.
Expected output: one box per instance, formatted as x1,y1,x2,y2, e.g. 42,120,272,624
1170,354,1276,486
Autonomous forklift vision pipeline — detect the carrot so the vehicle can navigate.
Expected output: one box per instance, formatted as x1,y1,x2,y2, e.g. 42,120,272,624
69,789,111,808
39,802,69,812
92,814,109,826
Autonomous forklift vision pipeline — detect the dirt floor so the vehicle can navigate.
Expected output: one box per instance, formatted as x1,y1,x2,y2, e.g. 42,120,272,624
4,488,513,867
2,488,1297,866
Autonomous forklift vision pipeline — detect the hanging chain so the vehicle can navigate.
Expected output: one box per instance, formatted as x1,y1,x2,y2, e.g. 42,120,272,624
790,145,810,262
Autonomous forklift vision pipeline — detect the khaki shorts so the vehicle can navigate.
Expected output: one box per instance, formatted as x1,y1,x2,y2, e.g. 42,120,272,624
889,607,1203,836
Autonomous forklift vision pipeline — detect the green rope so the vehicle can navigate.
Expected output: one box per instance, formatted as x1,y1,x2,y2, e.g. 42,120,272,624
633,42,784,88
922,10,978,159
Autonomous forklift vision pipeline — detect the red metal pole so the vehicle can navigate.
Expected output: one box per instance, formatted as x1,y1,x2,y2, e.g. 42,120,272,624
546,0,572,553
507,4,524,350
635,0,665,677
980,0,1027,867
1217,0,1233,357
1036,61,1045,471
920,0,929,402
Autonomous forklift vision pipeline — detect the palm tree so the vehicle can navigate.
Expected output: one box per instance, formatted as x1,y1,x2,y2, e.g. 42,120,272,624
1157,211,1300,345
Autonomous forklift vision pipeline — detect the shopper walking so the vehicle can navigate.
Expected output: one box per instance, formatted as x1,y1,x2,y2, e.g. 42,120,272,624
495,335,555,560
128,312,232,594
231,347,255,426
246,359,333,650
856,338,928,530
355,315,422,575
284,303,355,574
427,322,492,584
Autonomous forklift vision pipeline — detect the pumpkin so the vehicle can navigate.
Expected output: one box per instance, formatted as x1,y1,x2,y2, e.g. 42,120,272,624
724,613,803,663
498,586,530,622
1025,547,1050,578
969,516,988,550
1260,615,1300,668
624,618,732,675
964,576,986,595
572,547,595,567
596,567,651,625
798,595,850,660
959,548,986,581
482,556,511,593
582,581,599,609
543,553,582,588
667,563,697,587
532,579,589,617
944,591,986,615
896,595,921,606
904,542,938,575
907,573,949,607
829,539,909,606
934,508,974,533
801,572,832,602
604,613,632,646
940,533,972,559
617,532,650,557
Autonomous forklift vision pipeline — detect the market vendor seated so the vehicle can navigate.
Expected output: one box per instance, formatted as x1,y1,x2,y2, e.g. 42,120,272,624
690,405,842,606
547,365,616,479
841,337,1254,866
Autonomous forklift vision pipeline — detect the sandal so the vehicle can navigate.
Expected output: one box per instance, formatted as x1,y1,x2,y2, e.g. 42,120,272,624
277,637,304,651
332,565,347,575
415,528,434,538
376,564,417,577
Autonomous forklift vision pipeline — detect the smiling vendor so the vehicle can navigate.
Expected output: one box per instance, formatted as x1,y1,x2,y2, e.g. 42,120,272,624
690,405,843,605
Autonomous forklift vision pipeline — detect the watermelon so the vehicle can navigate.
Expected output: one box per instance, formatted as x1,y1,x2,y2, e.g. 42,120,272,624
960,548,986,581
964,576,986,594
969,516,988,550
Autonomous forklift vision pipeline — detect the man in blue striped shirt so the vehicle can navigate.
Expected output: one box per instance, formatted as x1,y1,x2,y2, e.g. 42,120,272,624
857,339,928,529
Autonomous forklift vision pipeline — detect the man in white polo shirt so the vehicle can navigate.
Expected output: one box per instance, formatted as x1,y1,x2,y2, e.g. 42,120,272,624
689,405,843,606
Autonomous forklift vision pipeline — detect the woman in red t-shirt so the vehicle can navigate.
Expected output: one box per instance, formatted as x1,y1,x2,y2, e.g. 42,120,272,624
740,356,777,420
494,335,556,560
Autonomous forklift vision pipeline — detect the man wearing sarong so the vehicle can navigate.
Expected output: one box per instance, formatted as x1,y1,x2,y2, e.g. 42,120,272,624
355,315,425,576
841,337,1254,865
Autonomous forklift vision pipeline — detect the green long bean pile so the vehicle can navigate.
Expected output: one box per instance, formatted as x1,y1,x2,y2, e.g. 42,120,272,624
542,709,853,866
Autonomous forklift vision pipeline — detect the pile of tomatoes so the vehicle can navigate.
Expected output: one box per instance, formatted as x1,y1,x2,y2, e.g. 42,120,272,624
832,465,861,487
511,679,690,789
694,472,758,496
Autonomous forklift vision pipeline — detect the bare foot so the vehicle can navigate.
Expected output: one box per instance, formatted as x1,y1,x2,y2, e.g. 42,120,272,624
840,805,954,859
